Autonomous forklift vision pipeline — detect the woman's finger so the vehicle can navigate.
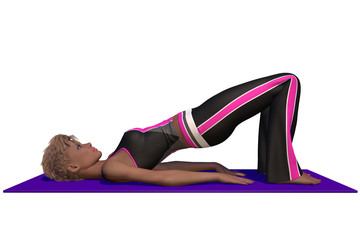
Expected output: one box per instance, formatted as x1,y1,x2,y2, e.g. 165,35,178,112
235,172,246,176
237,177,254,184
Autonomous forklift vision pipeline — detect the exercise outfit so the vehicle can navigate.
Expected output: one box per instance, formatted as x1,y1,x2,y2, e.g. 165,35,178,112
106,73,303,182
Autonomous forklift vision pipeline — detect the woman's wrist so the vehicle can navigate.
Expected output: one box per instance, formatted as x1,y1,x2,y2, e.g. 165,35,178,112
213,172,222,182
212,162,221,171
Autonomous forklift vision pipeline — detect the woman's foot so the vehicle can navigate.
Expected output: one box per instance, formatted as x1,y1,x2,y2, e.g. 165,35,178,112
276,173,321,185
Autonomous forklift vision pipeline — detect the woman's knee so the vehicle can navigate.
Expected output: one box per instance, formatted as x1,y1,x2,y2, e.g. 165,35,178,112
280,72,301,87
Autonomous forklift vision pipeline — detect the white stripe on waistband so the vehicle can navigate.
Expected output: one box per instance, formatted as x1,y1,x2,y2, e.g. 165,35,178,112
185,109,210,148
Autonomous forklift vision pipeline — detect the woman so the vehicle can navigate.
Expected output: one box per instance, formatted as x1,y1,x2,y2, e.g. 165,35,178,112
42,73,321,186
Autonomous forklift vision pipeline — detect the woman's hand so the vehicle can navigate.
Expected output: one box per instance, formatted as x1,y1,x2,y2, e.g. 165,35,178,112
213,162,246,177
217,172,254,185
212,163,254,185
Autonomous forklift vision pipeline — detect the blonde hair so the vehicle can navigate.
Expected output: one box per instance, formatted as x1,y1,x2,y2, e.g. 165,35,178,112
41,134,84,181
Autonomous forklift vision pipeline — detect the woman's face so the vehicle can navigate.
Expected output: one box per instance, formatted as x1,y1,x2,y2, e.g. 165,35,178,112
67,140,102,170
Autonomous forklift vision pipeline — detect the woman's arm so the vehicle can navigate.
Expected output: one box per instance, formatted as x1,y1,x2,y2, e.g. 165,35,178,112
153,161,246,177
153,161,217,171
102,160,253,186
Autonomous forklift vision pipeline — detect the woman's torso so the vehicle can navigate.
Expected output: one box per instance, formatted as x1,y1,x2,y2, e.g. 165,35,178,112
106,116,188,168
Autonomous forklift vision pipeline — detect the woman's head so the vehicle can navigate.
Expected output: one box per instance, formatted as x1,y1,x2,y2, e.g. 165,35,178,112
42,134,102,181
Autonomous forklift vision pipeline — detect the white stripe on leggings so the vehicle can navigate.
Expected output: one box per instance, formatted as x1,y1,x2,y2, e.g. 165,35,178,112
185,109,210,148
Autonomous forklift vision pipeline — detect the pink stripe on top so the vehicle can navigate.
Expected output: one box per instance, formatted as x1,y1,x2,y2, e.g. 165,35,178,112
178,112,197,148
128,117,172,133
286,76,301,179
198,75,294,135
106,147,138,168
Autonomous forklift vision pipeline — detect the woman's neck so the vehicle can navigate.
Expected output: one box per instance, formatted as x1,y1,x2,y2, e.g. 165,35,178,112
77,161,106,180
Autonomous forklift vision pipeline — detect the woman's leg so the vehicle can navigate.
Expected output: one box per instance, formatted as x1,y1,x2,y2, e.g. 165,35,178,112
177,73,303,182
257,79,302,182
258,106,270,175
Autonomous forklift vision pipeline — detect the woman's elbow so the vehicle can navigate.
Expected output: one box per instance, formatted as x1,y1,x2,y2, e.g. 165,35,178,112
101,161,127,182
101,165,113,181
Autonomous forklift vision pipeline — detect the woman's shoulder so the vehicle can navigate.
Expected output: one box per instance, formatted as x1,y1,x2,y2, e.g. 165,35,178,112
101,156,132,182
106,149,137,168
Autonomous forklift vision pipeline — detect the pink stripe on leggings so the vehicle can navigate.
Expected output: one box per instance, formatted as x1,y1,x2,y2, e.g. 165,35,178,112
178,112,197,148
197,74,301,179
286,76,301,179
198,75,292,134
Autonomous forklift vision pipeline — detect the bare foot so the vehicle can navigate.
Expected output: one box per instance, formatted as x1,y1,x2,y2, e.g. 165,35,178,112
276,173,321,185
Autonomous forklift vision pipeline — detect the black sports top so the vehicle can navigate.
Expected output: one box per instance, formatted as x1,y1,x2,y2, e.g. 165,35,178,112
106,117,187,169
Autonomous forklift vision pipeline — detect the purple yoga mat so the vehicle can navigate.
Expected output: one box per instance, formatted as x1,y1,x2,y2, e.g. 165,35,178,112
3,169,357,193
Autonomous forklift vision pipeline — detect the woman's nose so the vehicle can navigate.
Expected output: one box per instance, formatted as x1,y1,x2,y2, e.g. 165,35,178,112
86,142,92,147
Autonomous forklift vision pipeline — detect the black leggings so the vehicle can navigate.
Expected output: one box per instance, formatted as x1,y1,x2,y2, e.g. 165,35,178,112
177,73,303,182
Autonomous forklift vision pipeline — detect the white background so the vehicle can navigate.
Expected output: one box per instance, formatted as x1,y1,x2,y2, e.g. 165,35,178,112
1,0,359,239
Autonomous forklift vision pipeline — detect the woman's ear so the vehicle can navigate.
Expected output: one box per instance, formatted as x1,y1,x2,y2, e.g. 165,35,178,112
67,164,80,173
